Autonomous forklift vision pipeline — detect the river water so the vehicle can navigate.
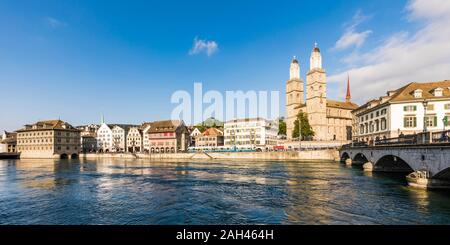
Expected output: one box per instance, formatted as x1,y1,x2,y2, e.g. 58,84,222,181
1,158,450,224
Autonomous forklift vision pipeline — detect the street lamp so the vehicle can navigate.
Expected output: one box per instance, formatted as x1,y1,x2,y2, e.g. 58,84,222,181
423,99,428,133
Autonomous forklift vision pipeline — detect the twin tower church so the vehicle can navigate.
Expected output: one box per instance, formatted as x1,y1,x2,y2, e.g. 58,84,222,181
285,43,358,141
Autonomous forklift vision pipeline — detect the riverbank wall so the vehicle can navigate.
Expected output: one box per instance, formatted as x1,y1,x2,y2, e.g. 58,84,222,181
80,149,340,161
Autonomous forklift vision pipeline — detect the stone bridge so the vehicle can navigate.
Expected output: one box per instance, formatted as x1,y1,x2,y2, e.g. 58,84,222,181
340,144,450,189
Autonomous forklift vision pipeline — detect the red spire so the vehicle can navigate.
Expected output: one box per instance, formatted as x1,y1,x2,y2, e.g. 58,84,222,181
345,73,351,102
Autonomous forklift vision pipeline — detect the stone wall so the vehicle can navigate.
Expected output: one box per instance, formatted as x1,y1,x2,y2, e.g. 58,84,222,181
80,149,339,161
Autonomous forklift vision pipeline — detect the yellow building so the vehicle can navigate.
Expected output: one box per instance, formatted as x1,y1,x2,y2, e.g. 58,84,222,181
16,120,81,159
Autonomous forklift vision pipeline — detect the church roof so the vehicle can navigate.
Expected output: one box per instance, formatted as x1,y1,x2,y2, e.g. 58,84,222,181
326,100,359,110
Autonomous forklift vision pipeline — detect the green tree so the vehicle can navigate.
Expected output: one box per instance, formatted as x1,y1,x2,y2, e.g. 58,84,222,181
278,118,286,135
292,112,314,139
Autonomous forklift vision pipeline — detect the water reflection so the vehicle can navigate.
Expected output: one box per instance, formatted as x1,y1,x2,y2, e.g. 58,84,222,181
0,159,450,224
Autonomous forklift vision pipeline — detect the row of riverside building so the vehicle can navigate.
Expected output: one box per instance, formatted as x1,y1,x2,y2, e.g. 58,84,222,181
0,116,279,158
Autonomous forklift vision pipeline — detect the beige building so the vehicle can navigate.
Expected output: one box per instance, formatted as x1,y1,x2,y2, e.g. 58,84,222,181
353,80,450,143
16,120,81,159
195,128,224,148
126,127,143,153
286,43,358,141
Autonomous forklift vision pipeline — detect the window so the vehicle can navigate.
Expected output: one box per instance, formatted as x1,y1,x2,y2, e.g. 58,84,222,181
413,89,423,98
427,104,434,111
381,109,387,115
381,118,387,130
404,116,417,128
404,105,417,112
425,116,437,127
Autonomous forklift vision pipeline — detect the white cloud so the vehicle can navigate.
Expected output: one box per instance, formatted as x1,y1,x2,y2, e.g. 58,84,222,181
189,37,218,57
333,10,372,50
44,17,67,28
328,0,450,104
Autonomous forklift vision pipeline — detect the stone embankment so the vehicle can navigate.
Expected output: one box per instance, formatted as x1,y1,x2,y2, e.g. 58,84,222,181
80,149,339,161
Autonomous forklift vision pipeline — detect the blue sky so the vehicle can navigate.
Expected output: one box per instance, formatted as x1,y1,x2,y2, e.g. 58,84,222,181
2,0,450,131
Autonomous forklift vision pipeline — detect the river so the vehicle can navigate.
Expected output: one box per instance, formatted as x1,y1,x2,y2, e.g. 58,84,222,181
1,158,450,224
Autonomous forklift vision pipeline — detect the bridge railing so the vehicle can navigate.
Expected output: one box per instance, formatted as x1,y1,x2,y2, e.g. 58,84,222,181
431,130,450,143
347,129,450,148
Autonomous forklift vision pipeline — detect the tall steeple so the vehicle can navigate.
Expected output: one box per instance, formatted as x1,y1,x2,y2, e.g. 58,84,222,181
290,56,300,80
101,115,105,124
346,73,351,102
310,42,322,70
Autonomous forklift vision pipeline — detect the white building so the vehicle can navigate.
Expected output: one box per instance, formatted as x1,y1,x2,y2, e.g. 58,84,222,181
224,118,278,150
97,122,113,152
354,80,450,142
189,127,202,146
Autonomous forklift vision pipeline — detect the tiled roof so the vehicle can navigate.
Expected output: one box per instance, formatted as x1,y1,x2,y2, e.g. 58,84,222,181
17,119,78,132
389,80,450,102
147,120,183,133
201,128,223,137
326,100,359,110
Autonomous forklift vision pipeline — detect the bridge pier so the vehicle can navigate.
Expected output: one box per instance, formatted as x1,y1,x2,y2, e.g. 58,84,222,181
345,158,352,166
363,162,373,172
406,171,450,189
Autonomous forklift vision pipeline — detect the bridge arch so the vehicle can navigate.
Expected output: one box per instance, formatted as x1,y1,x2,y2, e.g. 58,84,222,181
340,152,350,162
60,153,68,159
352,153,369,165
433,167,450,180
374,154,414,173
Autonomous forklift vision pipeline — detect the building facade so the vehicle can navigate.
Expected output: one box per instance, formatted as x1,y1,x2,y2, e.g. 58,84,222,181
16,120,80,159
97,122,113,152
81,135,97,153
0,131,17,153
189,127,202,147
195,128,224,148
224,117,278,149
147,120,189,153
126,127,143,153
285,43,358,141
353,80,450,143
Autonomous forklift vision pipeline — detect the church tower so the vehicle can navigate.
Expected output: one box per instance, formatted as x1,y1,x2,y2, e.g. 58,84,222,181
306,43,327,141
286,57,304,140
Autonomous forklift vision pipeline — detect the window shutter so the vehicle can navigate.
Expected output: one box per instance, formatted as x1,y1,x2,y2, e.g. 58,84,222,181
434,116,437,127
404,117,407,127
414,117,417,127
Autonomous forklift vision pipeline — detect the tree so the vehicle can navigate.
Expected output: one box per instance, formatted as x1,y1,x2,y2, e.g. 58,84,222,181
278,118,286,136
292,112,314,139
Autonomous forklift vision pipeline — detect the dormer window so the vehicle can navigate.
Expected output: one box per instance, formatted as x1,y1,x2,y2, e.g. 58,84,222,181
413,89,423,98
433,87,443,97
